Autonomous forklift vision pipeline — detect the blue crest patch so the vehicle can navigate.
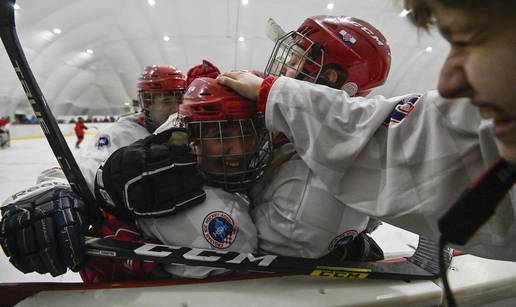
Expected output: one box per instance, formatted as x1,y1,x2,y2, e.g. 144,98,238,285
328,230,358,251
383,94,422,126
202,211,238,249
96,134,110,149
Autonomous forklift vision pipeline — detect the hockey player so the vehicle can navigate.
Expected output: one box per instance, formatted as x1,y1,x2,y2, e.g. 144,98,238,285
249,16,390,259
217,3,516,261
0,116,10,148
0,65,205,279
94,77,273,278
74,117,88,149
74,65,188,190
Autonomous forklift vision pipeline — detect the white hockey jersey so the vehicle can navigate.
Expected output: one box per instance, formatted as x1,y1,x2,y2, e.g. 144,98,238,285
264,77,516,261
250,142,370,258
3,114,150,204
137,186,258,279
75,114,150,191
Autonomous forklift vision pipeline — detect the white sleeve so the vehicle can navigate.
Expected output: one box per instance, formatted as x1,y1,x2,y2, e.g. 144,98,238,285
2,118,151,207
74,118,151,192
265,77,516,261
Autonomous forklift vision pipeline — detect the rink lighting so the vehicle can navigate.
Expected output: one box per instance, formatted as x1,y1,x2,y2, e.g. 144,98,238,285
425,46,433,52
148,0,156,6
327,3,334,10
40,31,54,41
13,4,20,10
163,35,170,41
399,9,411,17
53,28,62,34
238,36,245,42
241,0,249,5
86,49,94,54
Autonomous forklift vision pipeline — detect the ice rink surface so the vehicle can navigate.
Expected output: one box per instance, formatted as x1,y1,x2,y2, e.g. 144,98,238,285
0,133,418,283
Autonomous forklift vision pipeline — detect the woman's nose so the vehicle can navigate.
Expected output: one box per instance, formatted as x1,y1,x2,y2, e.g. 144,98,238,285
438,50,472,98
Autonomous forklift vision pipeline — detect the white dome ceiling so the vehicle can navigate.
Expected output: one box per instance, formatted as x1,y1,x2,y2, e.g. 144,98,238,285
0,0,449,116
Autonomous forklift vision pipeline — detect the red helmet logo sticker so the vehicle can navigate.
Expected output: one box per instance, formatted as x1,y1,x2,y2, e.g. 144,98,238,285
338,30,357,46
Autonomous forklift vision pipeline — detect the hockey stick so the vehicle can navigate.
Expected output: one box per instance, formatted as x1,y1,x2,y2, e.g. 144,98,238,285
0,0,100,222
86,235,452,280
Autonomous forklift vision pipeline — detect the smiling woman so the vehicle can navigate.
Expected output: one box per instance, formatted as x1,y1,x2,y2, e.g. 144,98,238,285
404,0,516,164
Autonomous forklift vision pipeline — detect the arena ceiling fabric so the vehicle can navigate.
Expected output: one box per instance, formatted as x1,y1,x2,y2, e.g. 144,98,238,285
0,0,447,116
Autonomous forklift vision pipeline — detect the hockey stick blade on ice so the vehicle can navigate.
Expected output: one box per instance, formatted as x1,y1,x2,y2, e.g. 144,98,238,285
0,0,100,222
86,235,452,280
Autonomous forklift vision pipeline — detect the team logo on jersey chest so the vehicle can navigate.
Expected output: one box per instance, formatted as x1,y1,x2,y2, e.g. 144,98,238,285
328,230,358,251
202,211,238,249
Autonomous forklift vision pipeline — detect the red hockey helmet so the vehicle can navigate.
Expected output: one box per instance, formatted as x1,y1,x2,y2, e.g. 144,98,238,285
137,65,186,131
137,65,186,107
265,16,391,96
179,77,272,192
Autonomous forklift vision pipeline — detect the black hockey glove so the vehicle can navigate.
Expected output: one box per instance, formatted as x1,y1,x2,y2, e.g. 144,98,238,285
322,232,384,263
95,128,206,221
0,185,89,276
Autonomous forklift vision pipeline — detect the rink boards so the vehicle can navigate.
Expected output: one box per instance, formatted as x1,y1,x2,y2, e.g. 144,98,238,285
2,254,516,307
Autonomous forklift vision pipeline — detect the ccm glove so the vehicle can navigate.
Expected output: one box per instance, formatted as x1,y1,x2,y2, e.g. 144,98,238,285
95,128,206,221
0,185,89,276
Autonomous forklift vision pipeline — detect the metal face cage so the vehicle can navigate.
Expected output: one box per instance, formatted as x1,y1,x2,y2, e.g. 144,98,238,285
264,30,324,83
137,90,184,110
189,118,272,192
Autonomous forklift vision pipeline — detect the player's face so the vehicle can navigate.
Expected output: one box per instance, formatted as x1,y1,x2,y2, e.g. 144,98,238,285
196,121,258,175
281,45,306,78
432,3,516,163
149,93,182,127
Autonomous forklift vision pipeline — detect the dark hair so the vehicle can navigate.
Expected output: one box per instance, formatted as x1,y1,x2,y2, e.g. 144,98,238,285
403,0,514,30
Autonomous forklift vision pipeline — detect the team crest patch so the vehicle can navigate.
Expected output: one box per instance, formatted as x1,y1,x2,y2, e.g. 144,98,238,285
96,134,110,149
202,211,238,249
338,30,357,46
328,230,358,251
383,94,422,126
